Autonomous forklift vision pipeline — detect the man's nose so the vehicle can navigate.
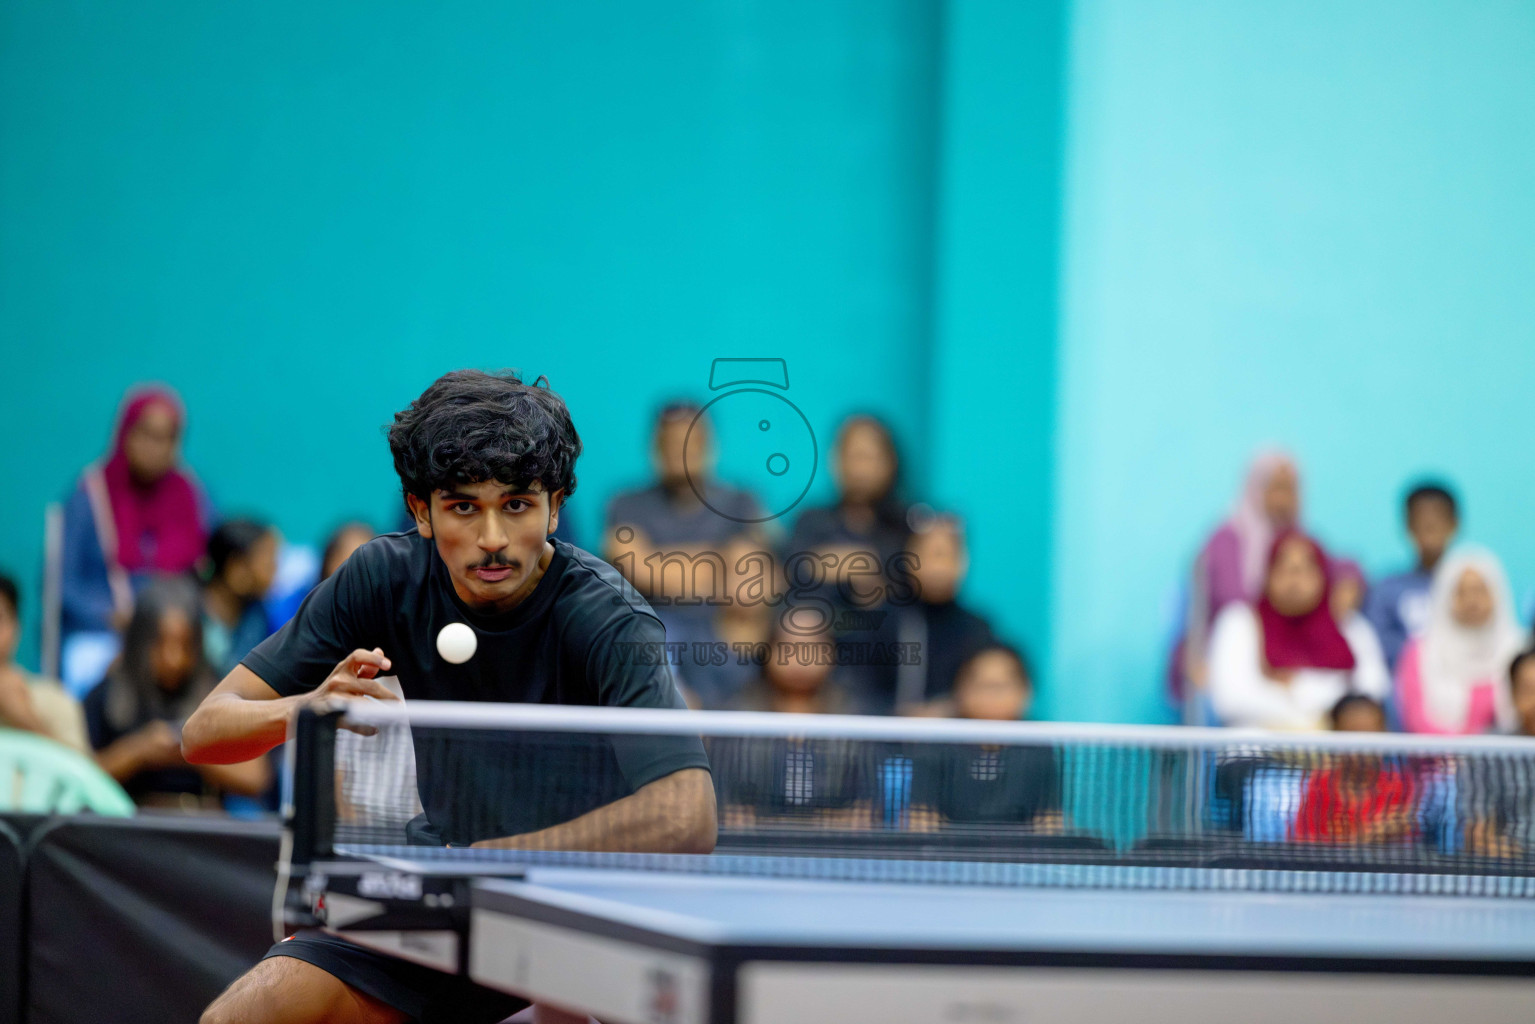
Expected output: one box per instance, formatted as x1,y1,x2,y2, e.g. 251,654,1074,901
478,514,509,551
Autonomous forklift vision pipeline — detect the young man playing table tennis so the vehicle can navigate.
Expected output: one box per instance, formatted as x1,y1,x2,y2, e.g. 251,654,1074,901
184,369,716,1024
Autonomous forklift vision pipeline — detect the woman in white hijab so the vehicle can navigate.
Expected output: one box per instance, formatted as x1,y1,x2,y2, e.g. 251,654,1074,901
1394,545,1523,734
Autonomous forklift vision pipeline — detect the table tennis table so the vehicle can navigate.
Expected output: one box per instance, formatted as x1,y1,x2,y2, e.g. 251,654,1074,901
300,845,1535,1024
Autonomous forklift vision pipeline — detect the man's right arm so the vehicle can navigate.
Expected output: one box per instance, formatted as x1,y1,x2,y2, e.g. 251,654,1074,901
182,649,397,765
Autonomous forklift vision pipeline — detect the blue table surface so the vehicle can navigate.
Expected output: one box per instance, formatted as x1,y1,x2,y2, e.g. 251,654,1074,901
469,868,1535,960
332,845,1535,961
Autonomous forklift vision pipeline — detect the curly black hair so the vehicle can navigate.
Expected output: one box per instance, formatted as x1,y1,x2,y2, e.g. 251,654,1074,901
387,370,582,509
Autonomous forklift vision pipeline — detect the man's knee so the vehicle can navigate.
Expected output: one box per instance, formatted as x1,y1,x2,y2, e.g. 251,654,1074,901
202,954,388,1024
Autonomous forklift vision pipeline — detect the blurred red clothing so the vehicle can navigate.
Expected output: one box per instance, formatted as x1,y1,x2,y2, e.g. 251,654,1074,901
1293,765,1416,843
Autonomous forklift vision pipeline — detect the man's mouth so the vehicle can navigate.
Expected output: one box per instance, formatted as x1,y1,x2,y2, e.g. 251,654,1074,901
472,565,516,583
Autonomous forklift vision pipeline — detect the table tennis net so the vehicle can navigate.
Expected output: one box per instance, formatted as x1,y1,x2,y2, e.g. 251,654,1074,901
288,704,1535,894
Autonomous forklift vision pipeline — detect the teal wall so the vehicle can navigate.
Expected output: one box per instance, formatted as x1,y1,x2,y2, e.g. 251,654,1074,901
1051,0,1535,722
0,1,1066,681
12,1,1526,724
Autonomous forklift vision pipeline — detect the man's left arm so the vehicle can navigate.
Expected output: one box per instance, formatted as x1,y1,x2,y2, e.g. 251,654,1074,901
471,766,715,853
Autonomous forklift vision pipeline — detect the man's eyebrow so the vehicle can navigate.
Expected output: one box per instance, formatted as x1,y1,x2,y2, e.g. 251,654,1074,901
436,486,540,500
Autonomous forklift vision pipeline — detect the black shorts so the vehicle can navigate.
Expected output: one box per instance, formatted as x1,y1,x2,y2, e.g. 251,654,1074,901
265,930,528,1024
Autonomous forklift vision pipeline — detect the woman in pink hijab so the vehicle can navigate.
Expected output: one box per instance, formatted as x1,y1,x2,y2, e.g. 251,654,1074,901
1176,451,1301,706
60,386,210,693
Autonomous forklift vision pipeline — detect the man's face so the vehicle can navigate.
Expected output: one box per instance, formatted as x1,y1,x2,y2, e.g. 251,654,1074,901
409,479,560,614
836,422,895,505
655,417,708,491
1408,498,1457,570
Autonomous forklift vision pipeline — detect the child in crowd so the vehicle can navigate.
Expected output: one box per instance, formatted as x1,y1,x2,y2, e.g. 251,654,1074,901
1207,531,1388,730
1365,483,1459,672
909,644,1062,832
0,572,89,752
1293,695,1417,845
1394,546,1523,735
85,577,269,809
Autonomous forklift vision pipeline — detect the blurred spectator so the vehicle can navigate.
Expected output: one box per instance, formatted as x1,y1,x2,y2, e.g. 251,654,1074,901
1208,531,1388,730
60,386,210,694
667,537,777,709
729,620,855,715
855,513,995,716
1293,755,1416,847
84,578,269,809
716,619,866,829
605,402,763,627
0,572,89,752
909,645,1061,832
1365,483,1459,672
1179,451,1300,694
1463,651,1535,857
786,415,909,608
1328,693,1389,733
1394,546,1522,735
1512,649,1535,738
320,521,376,582
1329,558,1367,625
201,518,279,676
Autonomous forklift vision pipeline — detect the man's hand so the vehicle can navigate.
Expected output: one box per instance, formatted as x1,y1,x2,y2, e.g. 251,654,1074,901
306,648,401,725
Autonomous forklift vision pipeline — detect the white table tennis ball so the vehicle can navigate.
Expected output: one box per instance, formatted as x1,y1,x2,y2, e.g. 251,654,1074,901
436,622,477,664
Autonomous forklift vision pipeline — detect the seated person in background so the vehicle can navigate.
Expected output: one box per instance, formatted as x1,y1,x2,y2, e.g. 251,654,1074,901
667,537,778,709
202,518,280,676
1394,545,1523,735
85,578,269,809
720,619,867,829
1293,694,1417,845
604,401,764,631
1208,531,1388,730
1465,650,1535,857
1365,482,1459,672
786,414,910,609
0,571,90,752
320,521,375,582
909,644,1061,833
729,619,857,715
856,512,994,716
59,386,211,694
1180,451,1300,692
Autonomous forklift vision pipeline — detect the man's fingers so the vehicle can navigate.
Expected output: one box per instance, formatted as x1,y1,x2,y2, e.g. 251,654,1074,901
339,722,381,737
332,674,402,703
345,647,392,680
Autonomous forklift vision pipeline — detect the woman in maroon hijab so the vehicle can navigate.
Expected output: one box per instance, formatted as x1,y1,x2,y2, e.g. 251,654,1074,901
59,386,211,694
1207,530,1388,730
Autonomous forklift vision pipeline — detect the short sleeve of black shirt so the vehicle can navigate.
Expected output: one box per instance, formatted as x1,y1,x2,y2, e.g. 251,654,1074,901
242,534,708,844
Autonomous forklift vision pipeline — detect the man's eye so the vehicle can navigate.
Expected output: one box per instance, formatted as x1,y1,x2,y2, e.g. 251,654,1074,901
452,503,477,514
505,500,530,513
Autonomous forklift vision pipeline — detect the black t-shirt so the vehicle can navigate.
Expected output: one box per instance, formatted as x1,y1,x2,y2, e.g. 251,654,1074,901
911,744,1060,826
244,533,708,844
